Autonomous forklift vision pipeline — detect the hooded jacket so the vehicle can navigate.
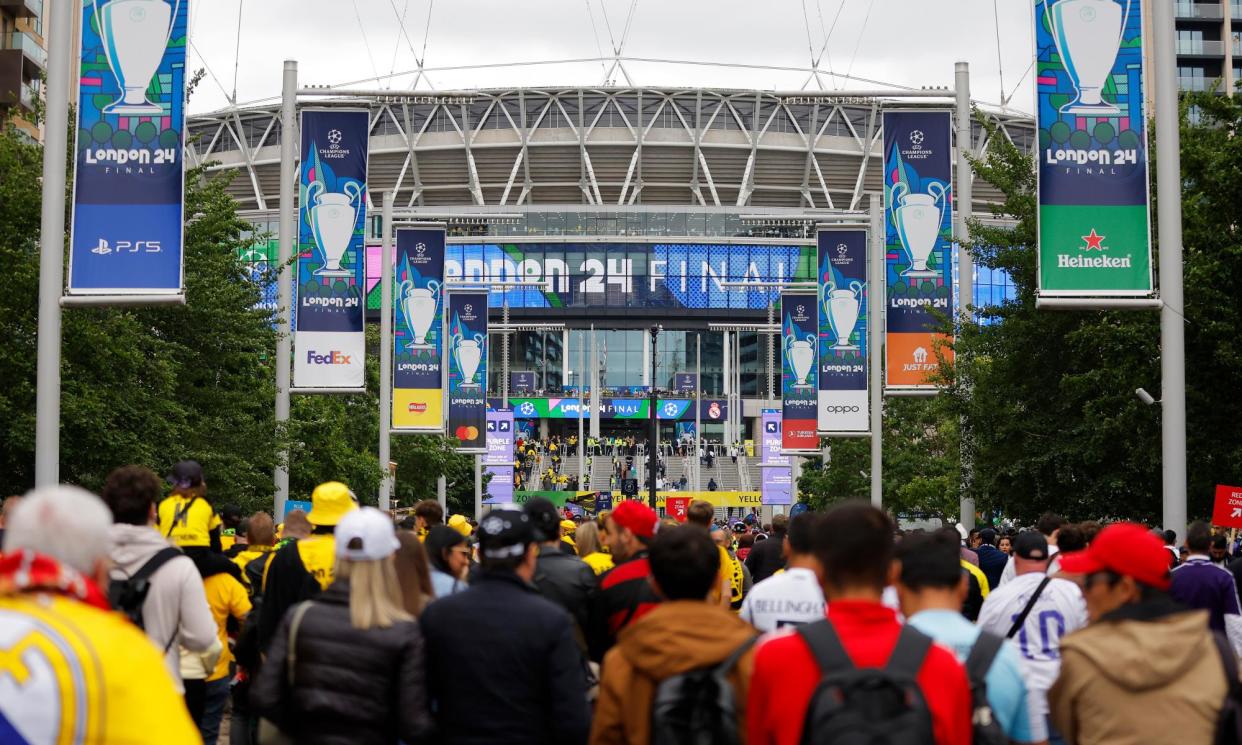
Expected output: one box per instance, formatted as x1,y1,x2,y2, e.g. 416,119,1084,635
109,523,220,692
590,600,758,745
1049,602,1229,745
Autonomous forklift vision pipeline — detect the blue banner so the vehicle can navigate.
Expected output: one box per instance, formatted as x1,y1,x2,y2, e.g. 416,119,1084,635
511,371,537,394
483,410,515,504
883,110,954,389
393,227,445,429
781,291,819,451
446,291,488,452
761,411,793,505
69,0,190,296
294,109,369,389
817,228,869,433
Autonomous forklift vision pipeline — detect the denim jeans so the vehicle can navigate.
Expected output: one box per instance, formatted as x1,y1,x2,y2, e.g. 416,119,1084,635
199,677,231,744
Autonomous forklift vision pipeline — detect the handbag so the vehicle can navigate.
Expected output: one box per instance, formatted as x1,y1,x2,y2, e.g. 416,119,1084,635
257,601,313,745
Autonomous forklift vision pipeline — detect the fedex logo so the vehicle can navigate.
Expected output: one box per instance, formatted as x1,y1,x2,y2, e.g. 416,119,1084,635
307,350,353,365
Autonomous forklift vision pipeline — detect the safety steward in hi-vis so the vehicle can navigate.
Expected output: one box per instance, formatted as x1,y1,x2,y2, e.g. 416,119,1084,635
256,482,358,651
157,460,222,551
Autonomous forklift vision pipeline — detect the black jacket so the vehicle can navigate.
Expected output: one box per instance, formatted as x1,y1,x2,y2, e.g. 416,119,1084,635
419,570,590,745
976,544,1008,591
257,537,322,652
250,581,433,745
534,544,597,635
744,533,786,584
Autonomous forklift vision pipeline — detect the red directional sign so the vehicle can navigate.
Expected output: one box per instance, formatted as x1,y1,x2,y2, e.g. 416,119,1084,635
1212,485,1242,529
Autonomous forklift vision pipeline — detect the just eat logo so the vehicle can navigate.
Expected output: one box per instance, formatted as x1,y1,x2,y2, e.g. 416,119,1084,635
307,350,353,365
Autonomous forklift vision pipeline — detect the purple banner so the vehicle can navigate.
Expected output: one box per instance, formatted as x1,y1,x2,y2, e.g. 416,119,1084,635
761,411,793,505
483,410,515,504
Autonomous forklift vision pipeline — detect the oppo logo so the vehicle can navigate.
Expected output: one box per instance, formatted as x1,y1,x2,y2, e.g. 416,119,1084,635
824,406,861,413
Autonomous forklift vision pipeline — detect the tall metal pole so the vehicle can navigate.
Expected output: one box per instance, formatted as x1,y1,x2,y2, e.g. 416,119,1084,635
869,195,884,508
378,192,394,511
474,455,482,517
955,61,976,530
578,330,585,488
1153,0,1187,540
274,60,297,519
34,0,75,486
695,333,702,492
648,326,660,508
501,298,510,400
766,300,776,401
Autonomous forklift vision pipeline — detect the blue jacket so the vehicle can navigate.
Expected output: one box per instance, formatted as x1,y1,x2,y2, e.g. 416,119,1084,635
419,569,591,745
1169,555,1240,633
976,544,1009,591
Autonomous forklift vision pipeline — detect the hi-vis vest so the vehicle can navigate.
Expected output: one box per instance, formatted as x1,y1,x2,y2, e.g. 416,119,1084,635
0,594,200,743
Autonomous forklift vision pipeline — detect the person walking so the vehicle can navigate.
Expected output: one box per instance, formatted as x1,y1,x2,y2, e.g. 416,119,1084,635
232,511,277,596
745,513,789,584
896,532,1038,745
588,500,662,660
183,544,250,744
1051,522,1232,745
590,525,758,745
747,502,972,745
258,482,358,650
739,512,825,632
0,486,200,743
252,507,434,745
100,465,220,694
420,510,591,745
976,531,1086,745
425,525,471,598
1169,520,1242,657
575,520,615,576
975,528,1008,591
525,498,596,640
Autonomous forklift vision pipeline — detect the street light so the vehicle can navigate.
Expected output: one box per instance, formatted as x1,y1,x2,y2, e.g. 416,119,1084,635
1135,388,1160,406
648,325,662,509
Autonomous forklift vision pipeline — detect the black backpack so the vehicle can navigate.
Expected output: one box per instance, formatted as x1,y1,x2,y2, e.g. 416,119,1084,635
650,634,758,745
108,547,182,647
965,631,1008,745
1213,632,1242,745
796,619,935,745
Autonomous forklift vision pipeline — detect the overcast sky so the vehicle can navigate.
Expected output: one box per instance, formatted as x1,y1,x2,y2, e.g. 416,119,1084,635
186,0,1036,115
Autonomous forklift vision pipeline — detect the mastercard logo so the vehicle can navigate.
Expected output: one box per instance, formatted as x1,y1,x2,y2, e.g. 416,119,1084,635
455,426,480,441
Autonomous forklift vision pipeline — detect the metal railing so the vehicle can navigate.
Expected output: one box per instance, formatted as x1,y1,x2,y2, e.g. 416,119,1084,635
1177,39,1225,55
2,30,46,69
1179,76,1209,91
1176,2,1224,19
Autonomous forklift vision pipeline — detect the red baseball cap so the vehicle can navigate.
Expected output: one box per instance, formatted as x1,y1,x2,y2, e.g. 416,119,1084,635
1057,522,1172,590
610,500,658,540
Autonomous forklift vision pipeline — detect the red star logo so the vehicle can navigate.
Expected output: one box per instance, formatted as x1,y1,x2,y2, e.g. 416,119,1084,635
1082,229,1106,251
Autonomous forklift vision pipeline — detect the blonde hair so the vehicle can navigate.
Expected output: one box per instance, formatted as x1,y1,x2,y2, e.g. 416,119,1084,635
334,555,413,630
575,521,604,556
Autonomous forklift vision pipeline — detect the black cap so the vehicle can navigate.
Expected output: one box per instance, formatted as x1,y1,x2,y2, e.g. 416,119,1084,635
980,528,997,546
522,498,560,543
1014,531,1049,561
168,460,204,490
478,510,536,559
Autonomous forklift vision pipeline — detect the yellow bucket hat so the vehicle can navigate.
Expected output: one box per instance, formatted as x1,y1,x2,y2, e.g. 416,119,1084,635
448,514,473,537
307,481,359,526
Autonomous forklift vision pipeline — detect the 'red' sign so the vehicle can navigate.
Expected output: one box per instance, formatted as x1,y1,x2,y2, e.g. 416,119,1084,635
1212,485,1242,529
666,497,691,523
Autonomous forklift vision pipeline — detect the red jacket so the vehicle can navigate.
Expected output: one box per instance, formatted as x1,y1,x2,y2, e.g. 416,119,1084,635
747,600,973,745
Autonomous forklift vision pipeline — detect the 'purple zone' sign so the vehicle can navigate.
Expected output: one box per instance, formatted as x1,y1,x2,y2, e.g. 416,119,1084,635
761,411,793,505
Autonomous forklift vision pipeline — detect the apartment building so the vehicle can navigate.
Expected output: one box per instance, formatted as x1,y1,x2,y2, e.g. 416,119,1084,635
1174,0,1241,93
0,0,45,141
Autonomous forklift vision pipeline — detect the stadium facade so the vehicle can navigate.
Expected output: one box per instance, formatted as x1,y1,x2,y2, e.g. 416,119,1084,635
188,86,1033,490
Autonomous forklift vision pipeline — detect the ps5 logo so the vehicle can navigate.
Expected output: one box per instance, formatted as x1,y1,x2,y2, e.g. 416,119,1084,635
91,238,162,256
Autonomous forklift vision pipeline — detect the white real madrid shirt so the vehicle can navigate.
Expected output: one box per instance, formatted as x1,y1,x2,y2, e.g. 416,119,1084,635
977,572,1087,729
738,567,826,632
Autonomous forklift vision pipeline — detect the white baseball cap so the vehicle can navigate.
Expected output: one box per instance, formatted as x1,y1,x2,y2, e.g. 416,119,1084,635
335,507,400,561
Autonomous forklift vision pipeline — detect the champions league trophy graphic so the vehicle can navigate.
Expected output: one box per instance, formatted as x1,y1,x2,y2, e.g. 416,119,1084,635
891,181,949,279
784,328,816,391
307,180,364,277
1045,0,1130,115
398,275,441,349
95,0,181,115
451,326,486,391
824,280,864,351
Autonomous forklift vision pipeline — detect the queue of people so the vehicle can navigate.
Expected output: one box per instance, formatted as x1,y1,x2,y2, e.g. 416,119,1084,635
5,465,1242,745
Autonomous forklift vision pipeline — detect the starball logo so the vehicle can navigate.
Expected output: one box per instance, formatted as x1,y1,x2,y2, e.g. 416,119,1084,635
901,128,932,161
320,129,351,160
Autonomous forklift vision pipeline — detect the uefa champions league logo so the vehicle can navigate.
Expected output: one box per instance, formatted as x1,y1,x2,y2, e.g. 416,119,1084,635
796,305,806,317
328,129,343,149
415,242,427,256
662,402,680,417
463,304,473,316
837,243,848,256
519,402,536,416
909,130,924,150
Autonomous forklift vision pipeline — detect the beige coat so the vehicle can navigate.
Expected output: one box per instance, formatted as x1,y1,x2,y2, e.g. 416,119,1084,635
1049,607,1229,745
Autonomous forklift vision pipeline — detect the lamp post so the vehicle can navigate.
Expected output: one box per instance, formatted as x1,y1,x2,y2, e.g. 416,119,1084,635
648,325,661,509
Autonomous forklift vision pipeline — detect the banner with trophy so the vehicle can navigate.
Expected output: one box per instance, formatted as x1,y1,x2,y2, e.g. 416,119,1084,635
483,409,515,504
817,228,869,432
393,227,446,430
293,109,370,390
445,291,489,453
883,110,954,390
781,291,820,453
761,411,793,505
1035,0,1153,296
68,0,190,297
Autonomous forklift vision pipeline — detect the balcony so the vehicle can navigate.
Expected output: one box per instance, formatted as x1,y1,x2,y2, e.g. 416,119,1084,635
1178,39,1226,55
0,52,36,111
1178,2,1224,20
0,0,41,18
0,31,46,74
1179,76,1209,91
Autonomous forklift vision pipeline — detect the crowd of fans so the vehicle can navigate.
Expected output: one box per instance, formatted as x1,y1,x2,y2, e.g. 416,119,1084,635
3,465,1242,745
